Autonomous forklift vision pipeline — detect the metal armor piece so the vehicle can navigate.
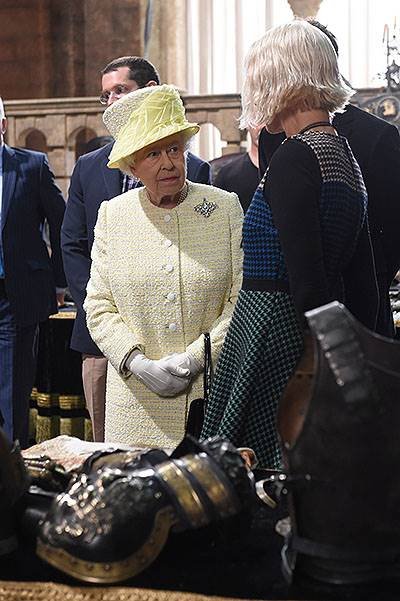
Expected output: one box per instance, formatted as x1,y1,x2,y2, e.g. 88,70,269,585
37,436,254,584
278,301,400,585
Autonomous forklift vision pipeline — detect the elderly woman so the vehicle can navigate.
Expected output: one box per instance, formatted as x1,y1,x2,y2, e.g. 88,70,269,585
201,20,377,467
84,84,243,448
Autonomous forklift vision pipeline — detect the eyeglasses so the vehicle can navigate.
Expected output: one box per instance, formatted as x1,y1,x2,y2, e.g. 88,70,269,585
143,144,184,162
99,84,131,105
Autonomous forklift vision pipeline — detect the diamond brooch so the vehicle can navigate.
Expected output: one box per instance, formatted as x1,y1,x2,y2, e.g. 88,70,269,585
194,198,218,218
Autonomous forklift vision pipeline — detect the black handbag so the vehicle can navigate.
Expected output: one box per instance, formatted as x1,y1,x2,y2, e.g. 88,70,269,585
186,333,212,439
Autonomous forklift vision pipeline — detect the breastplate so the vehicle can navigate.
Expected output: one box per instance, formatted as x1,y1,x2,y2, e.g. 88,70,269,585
279,301,400,585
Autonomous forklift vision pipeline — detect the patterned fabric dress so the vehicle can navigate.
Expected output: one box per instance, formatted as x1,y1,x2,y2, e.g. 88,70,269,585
201,131,368,468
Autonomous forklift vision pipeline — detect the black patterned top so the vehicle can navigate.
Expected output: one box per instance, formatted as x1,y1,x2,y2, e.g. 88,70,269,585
242,131,370,320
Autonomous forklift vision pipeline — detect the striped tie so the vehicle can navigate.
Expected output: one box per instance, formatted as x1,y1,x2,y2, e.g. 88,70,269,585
121,174,140,194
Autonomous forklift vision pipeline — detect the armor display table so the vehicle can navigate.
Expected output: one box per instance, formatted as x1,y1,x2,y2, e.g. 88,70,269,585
1,488,399,600
1,433,400,600
30,307,92,444
0,582,262,601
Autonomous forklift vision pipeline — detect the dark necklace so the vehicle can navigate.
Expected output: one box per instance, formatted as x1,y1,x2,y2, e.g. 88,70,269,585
297,121,333,135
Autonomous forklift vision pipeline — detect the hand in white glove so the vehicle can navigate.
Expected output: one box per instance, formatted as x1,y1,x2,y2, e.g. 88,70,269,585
162,352,202,378
127,353,191,397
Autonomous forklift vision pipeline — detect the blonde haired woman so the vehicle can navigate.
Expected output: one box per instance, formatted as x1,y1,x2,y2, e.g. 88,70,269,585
202,20,377,467
84,85,243,448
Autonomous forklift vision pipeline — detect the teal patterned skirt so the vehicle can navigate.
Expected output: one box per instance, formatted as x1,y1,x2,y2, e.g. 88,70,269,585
201,290,304,468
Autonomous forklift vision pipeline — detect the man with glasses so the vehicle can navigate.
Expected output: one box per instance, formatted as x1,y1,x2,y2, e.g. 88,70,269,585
61,56,211,442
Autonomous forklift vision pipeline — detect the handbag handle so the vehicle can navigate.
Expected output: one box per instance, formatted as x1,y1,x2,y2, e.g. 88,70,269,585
203,333,212,408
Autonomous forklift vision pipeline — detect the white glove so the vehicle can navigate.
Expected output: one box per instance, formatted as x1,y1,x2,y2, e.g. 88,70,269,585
162,352,202,377
127,353,191,397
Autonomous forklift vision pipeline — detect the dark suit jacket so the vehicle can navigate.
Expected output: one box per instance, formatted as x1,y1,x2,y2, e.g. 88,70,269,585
213,153,259,213
61,143,211,355
1,145,66,326
259,105,400,336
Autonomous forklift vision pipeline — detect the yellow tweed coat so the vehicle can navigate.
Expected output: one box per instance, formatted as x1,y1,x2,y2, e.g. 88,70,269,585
85,182,243,448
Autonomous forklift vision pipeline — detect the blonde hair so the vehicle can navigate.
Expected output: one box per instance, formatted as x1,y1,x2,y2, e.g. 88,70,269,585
240,20,353,129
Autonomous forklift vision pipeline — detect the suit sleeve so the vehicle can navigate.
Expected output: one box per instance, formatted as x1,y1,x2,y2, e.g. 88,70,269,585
39,154,67,288
342,218,379,330
84,202,145,375
195,160,211,185
365,124,400,277
213,166,228,191
187,194,243,365
61,158,91,310
187,155,211,185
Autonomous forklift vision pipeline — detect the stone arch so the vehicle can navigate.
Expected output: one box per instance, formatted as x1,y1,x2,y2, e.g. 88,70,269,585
66,126,98,174
196,122,223,162
191,121,245,164
17,128,48,153
74,127,98,160
84,136,113,154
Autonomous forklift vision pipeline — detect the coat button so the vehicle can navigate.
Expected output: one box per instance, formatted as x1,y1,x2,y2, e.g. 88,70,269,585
165,264,174,273
168,323,177,331
164,214,172,222
166,292,176,301
164,239,172,248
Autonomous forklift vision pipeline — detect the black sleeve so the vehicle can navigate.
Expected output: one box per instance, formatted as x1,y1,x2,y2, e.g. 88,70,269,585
267,139,330,323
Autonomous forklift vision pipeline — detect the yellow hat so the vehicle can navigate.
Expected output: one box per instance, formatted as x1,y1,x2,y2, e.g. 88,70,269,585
103,84,200,172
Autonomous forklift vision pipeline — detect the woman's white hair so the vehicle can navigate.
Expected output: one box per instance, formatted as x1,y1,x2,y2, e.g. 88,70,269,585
240,19,353,129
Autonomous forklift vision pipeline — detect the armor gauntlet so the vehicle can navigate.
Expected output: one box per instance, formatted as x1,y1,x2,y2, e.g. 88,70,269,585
37,437,254,584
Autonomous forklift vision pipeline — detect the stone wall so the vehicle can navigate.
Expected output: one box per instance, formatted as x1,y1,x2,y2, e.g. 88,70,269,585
3,87,399,197
3,93,246,196
0,0,146,100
